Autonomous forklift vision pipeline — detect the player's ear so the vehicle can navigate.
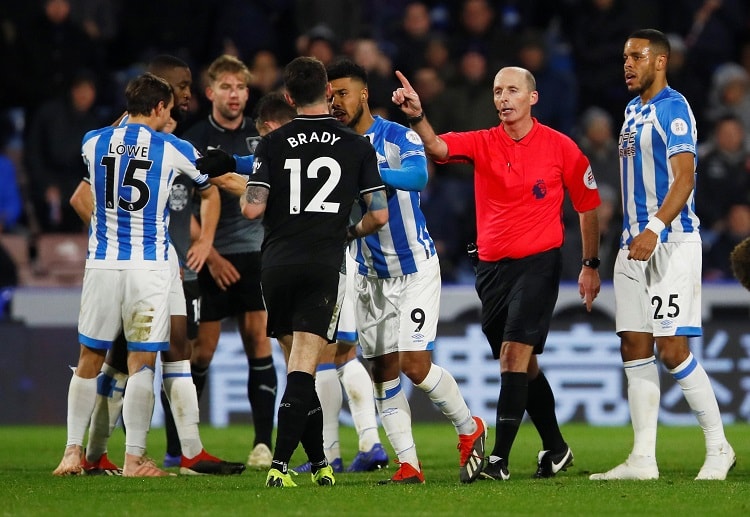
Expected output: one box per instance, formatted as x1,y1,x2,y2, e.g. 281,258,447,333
284,91,296,107
656,54,667,72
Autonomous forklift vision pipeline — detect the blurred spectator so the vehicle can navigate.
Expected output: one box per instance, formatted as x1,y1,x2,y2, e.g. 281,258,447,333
25,70,104,233
665,33,708,131
411,66,452,133
703,203,750,281
294,0,364,55
250,50,283,95
576,106,621,197
386,1,434,78
0,113,22,233
298,24,339,66
663,0,746,92
351,38,398,118
424,34,457,84
14,0,99,121
704,62,750,137
568,0,634,124
444,49,497,131
449,0,515,72
247,50,283,117
515,30,577,136
207,1,292,66
695,114,750,237
68,0,121,44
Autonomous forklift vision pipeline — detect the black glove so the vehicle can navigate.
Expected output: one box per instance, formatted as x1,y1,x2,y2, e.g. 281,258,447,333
196,149,236,177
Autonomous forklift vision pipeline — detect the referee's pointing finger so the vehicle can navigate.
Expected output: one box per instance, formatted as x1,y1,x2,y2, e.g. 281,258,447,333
395,70,414,92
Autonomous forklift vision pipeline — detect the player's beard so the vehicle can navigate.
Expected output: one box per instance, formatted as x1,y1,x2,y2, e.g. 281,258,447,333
630,68,655,95
171,106,187,123
347,105,365,129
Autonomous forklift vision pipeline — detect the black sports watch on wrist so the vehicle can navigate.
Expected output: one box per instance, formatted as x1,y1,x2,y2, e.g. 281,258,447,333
582,257,601,269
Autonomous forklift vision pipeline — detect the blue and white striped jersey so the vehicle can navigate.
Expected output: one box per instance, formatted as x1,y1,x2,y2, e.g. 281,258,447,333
350,115,436,278
81,122,210,269
619,86,701,248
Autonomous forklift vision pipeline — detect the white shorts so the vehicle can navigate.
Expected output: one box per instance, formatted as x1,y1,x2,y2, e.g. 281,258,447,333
614,242,702,337
355,254,440,359
168,246,187,317
78,268,171,352
336,253,358,344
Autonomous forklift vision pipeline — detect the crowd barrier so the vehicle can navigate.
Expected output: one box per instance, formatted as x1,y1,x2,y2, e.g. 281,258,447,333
3,283,749,426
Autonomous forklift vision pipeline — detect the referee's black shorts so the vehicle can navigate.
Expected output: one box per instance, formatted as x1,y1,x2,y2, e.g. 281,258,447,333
475,248,562,358
197,252,265,321
261,263,340,343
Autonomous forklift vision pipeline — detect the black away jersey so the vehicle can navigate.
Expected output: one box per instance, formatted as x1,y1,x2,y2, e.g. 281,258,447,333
248,114,384,269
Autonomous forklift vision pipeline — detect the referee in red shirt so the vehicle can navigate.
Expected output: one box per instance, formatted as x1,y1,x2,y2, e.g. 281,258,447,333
393,66,601,481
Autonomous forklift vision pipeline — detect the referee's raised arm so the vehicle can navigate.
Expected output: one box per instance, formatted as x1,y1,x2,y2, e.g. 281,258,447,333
391,70,448,162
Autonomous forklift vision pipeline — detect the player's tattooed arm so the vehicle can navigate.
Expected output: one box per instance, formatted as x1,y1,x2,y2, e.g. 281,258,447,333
367,189,388,211
240,184,269,220
349,188,388,239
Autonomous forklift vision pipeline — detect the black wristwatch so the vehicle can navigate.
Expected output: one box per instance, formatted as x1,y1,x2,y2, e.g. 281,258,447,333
582,257,601,269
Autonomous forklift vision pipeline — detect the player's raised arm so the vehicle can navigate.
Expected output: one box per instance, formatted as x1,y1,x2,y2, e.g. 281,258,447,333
391,70,448,162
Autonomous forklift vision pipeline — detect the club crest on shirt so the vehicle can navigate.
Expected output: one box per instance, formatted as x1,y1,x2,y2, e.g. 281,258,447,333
671,118,688,136
532,179,547,199
246,135,262,153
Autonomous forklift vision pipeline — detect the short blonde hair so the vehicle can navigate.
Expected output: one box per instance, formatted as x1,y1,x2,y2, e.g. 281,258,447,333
207,54,252,85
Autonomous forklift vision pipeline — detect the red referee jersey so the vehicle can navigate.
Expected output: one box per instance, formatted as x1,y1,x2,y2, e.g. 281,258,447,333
439,119,600,261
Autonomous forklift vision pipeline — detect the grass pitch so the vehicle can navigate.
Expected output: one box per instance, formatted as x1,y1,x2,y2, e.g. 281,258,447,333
1,423,747,516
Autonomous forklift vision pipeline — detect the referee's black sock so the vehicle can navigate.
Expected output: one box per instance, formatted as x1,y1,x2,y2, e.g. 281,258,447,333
248,355,277,448
273,371,316,469
491,372,528,462
526,370,566,453
300,390,326,472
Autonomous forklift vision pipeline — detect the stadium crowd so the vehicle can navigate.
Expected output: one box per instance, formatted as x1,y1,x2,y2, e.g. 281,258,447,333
1,0,750,288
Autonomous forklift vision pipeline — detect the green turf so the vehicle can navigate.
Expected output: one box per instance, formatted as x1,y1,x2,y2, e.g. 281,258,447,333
0,423,747,516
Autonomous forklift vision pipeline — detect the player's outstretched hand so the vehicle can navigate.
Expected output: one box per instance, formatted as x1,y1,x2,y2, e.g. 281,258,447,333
730,236,750,291
197,149,236,177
